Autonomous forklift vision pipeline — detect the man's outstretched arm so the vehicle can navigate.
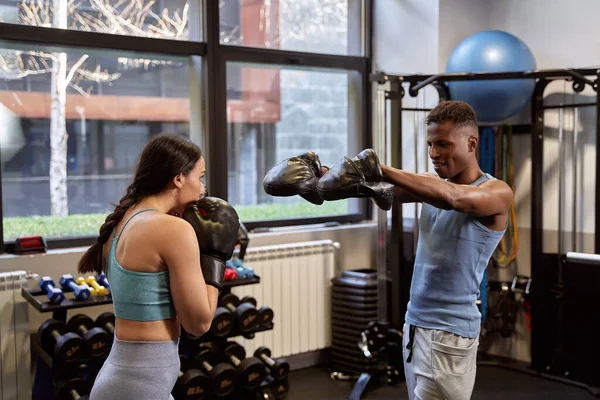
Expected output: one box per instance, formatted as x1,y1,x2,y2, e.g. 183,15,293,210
381,165,513,217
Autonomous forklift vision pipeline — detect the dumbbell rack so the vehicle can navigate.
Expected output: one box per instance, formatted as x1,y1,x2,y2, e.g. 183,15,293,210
176,275,291,400
22,275,263,371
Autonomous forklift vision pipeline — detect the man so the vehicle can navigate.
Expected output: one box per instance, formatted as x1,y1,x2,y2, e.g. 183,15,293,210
263,100,513,400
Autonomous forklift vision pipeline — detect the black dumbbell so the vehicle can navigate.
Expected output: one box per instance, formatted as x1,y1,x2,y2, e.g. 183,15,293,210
240,296,274,328
193,344,237,397
67,314,111,358
258,306,274,327
38,276,65,304
223,342,266,390
219,294,259,334
210,307,235,337
54,377,90,400
182,308,235,340
95,312,115,337
38,319,86,363
175,356,211,400
269,378,290,399
254,346,289,381
253,378,289,400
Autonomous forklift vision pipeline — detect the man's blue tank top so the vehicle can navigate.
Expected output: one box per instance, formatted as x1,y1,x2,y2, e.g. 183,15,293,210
106,209,177,321
405,173,506,338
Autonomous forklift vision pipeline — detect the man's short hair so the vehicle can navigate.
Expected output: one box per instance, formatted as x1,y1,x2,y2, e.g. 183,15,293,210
425,100,478,130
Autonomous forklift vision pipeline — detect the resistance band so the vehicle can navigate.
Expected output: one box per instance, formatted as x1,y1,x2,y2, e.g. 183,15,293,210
478,127,496,322
493,125,519,267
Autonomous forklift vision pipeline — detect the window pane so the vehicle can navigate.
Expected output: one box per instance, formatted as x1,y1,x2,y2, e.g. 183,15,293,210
1,44,197,241
1,0,199,41
226,62,363,221
220,0,363,56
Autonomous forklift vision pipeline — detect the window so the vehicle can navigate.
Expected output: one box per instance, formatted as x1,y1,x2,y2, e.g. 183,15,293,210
0,0,198,41
1,44,196,241
219,0,364,56
225,62,363,222
0,0,369,250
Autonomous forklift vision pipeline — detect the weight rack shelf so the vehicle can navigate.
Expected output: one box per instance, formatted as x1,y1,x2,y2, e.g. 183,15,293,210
22,288,113,313
22,275,261,319
222,275,261,289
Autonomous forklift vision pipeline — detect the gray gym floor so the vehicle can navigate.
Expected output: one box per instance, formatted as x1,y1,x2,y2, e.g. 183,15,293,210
287,366,598,400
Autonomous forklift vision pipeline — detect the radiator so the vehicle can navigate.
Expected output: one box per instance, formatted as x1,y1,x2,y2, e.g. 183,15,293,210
231,240,338,360
0,271,31,400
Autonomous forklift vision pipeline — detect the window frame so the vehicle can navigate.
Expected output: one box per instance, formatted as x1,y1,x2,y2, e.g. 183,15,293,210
0,0,373,252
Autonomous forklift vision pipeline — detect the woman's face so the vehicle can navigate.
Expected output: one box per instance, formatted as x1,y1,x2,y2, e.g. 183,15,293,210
177,157,206,208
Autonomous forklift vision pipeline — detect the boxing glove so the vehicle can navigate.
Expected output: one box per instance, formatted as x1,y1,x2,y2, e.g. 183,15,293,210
316,149,395,211
182,197,240,291
236,222,250,261
262,152,328,205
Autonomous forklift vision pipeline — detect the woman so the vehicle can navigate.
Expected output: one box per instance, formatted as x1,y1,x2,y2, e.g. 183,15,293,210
77,133,236,400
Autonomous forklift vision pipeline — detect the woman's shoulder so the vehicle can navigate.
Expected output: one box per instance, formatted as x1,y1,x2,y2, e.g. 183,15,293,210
149,213,193,232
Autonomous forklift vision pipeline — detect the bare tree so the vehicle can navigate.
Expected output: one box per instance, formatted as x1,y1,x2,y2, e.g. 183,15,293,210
0,0,187,216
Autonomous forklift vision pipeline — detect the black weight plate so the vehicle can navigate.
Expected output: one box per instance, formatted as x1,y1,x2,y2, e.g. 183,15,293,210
331,292,378,304
331,306,377,318
331,324,361,336
331,318,371,331
331,299,378,311
332,285,378,297
331,315,374,327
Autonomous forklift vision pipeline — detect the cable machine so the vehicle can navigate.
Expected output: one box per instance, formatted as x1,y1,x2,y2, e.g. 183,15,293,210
356,68,600,398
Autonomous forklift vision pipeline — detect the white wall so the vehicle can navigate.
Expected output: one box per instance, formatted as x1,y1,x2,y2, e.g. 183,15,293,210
438,0,492,73
488,0,600,69
372,0,439,75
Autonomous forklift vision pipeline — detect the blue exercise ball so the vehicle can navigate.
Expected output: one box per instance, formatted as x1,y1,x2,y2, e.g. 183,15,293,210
445,30,537,123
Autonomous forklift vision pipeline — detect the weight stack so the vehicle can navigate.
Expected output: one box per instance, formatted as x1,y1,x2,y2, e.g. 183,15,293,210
330,269,379,375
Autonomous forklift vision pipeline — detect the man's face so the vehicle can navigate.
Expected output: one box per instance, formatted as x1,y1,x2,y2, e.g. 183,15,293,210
426,121,477,179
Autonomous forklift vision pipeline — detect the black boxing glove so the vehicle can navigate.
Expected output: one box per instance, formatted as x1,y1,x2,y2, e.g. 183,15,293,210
316,149,395,211
236,222,250,261
262,151,328,205
182,197,240,291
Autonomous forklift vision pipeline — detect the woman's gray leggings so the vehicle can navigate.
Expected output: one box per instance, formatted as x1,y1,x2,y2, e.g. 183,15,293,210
90,336,181,400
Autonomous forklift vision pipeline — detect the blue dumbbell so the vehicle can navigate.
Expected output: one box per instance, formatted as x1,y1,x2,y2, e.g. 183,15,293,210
96,273,111,294
39,277,65,304
59,274,90,301
227,258,255,279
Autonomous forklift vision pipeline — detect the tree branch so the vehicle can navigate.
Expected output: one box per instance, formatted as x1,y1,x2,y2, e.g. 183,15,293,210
64,54,88,88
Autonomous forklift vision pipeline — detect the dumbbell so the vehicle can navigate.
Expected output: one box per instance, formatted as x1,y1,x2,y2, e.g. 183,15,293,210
85,276,108,296
38,276,65,304
223,342,266,390
255,378,289,400
224,266,238,281
254,346,289,381
218,294,259,334
95,312,115,336
268,379,290,399
180,307,235,340
54,377,90,400
240,296,273,328
38,319,86,363
175,357,211,400
59,274,91,301
96,273,111,293
76,278,96,296
258,306,274,327
210,307,235,337
193,345,237,397
67,314,111,358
